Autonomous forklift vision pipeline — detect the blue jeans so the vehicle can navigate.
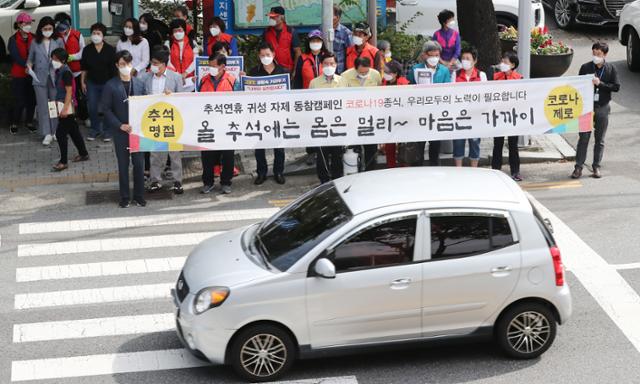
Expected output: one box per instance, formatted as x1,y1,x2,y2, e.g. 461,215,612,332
453,138,481,160
86,81,108,138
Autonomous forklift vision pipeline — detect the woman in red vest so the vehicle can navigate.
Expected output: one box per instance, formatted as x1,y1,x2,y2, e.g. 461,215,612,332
167,18,195,82
54,13,87,123
206,17,238,56
381,60,409,168
262,6,301,72
346,22,383,73
293,29,327,90
7,12,36,134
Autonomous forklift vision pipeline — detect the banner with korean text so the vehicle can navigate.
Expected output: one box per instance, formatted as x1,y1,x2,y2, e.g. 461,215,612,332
128,75,593,152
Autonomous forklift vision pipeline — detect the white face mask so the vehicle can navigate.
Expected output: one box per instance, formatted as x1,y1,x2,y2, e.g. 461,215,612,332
174,31,185,41
150,64,161,74
447,20,457,29
260,55,274,66
426,56,440,67
21,25,32,33
323,65,336,77
42,30,53,38
268,18,277,27
123,27,134,37
383,73,394,81
353,36,364,46
118,65,132,76
309,42,323,52
139,22,148,32
210,66,219,77
91,34,103,44
52,60,63,70
461,59,473,70
593,55,604,65
209,26,221,36
357,70,369,79
498,62,512,72
385,51,392,59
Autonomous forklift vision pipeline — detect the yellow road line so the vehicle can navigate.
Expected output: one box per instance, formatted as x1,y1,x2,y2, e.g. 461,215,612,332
268,199,295,207
522,180,582,191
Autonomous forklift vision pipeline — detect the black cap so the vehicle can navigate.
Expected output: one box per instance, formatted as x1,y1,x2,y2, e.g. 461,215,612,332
354,22,371,35
268,6,285,16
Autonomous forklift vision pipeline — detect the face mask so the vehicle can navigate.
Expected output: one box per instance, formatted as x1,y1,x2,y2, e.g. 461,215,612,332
52,60,63,70
139,22,148,32
357,71,369,79
268,18,277,27
21,25,32,33
42,30,53,38
123,27,134,37
593,55,604,65
210,66,219,77
150,64,161,74
323,65,336,77
499,62,511,72
174,31,185,41
447,20,457,29
119,65,132,76
461,59,473,70
91,34,103,44
383,73,394,81
260,55,274,66
353,36,364,46
426,56,439,67
209,26,220,36
309,42,323,52
385,51,392,59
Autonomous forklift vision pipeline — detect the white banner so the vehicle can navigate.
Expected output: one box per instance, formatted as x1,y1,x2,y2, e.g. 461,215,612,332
128,76,593,152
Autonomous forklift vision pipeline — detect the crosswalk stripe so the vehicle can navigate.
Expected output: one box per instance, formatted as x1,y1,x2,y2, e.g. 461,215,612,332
10,348,208,381
14,283,173,310
611,262,640,270
16,257,186,282
19,208,278,234
17,232,220,257
13,313,174,343
272,377,359,384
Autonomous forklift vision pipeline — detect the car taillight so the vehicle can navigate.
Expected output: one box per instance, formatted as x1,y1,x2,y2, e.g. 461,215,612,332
550,246,564,286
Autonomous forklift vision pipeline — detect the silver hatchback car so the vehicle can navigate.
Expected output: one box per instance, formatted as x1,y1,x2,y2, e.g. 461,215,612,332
173,168,572,382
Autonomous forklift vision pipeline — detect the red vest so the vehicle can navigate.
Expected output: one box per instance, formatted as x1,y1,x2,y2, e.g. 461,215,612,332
207,33,233,56
10,32,33,78
456,68,482,82
434,29,459,50
383,76,410,86
300,53,321,89
170,38,195,77
346,42,378,70
199,71,236,92
63,29,82,73
494,70,523,81
264,24,294,70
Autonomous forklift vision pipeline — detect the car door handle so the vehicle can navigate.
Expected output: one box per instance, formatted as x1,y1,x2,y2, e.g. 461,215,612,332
491,266,512,273
398,0,418,5
390,278,412,289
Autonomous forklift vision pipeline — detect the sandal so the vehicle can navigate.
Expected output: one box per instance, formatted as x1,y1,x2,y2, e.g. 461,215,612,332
52,163,68,172
72,155,90,162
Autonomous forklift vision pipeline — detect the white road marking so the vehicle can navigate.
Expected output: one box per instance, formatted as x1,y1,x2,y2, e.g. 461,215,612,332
19,208,278,234
10,349,208,382
17,231,220,257
269,377,359,384
14,283,173,310
16,256,186,282
611,262,640,271
13,313,174,343
529,194,640,354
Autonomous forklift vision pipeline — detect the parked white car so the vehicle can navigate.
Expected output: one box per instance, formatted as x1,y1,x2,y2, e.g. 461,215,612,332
619,0,640,71
173,167,572,382
396,0,545,36
0,0,111,43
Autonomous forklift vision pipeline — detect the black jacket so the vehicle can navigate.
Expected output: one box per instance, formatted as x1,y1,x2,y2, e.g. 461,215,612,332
579,61,620,106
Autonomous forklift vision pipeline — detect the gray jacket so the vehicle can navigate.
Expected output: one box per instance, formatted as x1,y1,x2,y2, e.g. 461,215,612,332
27,37,65,87
140,69,185,95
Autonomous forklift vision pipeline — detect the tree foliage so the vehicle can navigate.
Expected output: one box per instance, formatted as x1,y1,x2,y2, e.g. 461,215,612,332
456,0,501,71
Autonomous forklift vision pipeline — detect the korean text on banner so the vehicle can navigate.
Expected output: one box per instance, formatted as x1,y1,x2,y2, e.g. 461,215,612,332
195,56,244,92
128,75,594,152
241,74,290,92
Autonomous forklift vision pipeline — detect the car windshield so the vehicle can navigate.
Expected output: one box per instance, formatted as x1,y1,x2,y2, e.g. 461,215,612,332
256,183,352,271
0,0,22,9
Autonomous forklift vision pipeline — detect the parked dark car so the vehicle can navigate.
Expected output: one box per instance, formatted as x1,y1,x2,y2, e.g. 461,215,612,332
543,0,635,29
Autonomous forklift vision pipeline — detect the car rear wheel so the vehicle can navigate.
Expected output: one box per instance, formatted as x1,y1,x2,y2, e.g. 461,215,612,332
495,302,557,359
627,29,640,72
230,325,295,382
554,0,576,29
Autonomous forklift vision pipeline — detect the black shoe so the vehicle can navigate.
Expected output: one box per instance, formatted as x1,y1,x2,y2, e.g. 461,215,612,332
592,168,602,179
133,198,147,207
274,173,286,185
254,174,267,185
26,123,37,133
148,182,162,192
10,125,18,135
119,199,130,208
571,167,582,179
172,181,184,194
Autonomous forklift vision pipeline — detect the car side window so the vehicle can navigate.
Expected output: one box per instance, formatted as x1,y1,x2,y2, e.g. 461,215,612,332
332,217,417,273
490,217,515,249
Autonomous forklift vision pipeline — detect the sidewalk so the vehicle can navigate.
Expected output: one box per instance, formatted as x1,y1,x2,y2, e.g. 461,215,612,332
0,123,576,189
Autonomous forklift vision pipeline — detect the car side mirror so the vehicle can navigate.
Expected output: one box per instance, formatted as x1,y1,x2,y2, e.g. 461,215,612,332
314,258,336,279
23,0,40,9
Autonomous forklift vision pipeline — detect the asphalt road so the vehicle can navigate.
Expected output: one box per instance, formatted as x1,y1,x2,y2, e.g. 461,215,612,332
1,10,640,384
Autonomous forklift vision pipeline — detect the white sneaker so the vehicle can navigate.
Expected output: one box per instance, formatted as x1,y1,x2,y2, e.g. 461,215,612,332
42,134,53,146
52,135,57,142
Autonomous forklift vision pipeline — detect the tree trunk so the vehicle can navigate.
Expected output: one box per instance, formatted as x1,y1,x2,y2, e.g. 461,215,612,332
456,0,501,73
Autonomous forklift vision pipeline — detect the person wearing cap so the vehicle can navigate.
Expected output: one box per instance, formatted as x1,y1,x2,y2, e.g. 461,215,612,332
382,60,409,168
332,5,353,74
433,9,461,70
262,6,301,73
8,12,37,134
346,22,383,73
293,29,328,90
206,17,238,57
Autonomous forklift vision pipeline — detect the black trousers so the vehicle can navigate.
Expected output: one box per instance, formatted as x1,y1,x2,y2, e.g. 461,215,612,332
202,150,234,186
56,116,88,164
10,77,36,126
492,136,520,175
113,130,144,201
255,148,285,176
362,144,378,171
74,76,88,121
412,141,441,166
575,104,610,170
317,146,343,183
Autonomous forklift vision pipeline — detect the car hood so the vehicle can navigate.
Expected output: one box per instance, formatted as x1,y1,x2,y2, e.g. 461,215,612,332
182,226,272,292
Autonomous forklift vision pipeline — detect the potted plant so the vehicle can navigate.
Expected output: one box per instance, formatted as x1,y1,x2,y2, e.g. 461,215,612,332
498,26,517,54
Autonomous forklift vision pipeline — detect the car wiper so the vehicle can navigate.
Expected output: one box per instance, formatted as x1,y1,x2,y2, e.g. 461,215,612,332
254,233,272,270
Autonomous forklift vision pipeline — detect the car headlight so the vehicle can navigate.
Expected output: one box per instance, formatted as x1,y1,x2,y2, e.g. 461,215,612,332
193,286,230,314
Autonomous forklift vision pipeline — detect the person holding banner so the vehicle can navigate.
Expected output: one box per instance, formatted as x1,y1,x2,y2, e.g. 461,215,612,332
206,17,238,57
199,54,239,195
309,52,345,183
167,18,196,84
491,51,523,182
249,42,288,186
101,50,146,208
346,22,383,73
262,6,301,73
382,60,410,168
293,29,327,90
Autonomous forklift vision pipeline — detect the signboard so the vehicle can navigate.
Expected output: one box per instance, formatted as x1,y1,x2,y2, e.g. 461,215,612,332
128,76,594,152
194,56,244,92
242,74,291,91
414,69,433,85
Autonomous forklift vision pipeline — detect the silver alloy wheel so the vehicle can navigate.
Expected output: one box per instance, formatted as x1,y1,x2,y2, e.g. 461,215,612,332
554,0,572,27
240,333,288,378
628,30,634,67
507,311,551,354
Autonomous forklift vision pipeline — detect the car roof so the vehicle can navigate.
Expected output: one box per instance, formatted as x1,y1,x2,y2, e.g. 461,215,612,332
333,167,529,215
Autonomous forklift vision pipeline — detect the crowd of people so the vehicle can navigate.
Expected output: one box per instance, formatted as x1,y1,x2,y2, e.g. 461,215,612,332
5,6,618,208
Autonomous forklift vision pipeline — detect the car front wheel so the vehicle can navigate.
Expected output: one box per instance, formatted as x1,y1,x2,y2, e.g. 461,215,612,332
627,29,640,72
495,302,557,359
554,0,576,29
230,325,296,382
